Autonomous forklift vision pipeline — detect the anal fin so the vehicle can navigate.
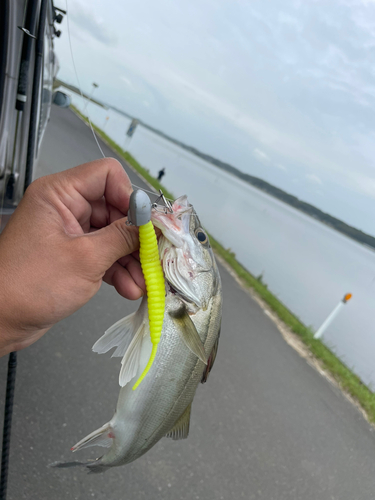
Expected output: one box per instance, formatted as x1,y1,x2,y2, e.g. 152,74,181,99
165,403,192,440
71,422,114,452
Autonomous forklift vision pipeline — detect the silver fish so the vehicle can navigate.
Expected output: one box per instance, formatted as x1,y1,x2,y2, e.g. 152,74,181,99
57,195,222,473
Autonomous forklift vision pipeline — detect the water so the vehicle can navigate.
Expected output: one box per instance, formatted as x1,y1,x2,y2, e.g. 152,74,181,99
69,91,375,388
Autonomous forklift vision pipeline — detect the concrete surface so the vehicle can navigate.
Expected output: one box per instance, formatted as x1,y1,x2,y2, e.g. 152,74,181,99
0,106,374,499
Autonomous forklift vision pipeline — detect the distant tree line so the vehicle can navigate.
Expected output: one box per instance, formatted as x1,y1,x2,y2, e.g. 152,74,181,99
110,104,375,250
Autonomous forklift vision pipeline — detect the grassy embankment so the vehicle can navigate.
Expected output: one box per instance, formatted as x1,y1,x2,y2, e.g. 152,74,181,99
70,104,375,423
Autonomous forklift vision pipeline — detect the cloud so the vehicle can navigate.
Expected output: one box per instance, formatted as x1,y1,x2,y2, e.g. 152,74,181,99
120,76,132,86
306,174,323,185
252,148,270,163
70,3,117,46
54,0,375,234
353,175,375,198
275,163,287,171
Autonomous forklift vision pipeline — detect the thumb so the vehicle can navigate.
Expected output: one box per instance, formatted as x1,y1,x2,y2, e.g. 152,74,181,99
87,218,140,269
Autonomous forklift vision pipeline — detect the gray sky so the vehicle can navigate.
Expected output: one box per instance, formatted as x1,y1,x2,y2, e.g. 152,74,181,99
56,0,375,235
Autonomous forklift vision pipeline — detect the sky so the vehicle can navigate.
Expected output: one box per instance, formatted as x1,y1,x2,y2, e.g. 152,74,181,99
55,0,375,235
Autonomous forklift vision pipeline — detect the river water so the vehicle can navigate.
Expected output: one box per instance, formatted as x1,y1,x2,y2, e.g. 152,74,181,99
68,91,375,388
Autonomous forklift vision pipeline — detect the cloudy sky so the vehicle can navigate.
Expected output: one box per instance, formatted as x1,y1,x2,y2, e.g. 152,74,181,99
56,0,375,235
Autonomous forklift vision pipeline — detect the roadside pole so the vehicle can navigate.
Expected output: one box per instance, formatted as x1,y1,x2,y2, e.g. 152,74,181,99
314,293,352,339
82,82,99,114
124,118,139,151
103,115,109,129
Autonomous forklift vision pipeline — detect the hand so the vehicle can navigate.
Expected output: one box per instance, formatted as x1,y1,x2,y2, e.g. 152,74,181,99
0,158,145,356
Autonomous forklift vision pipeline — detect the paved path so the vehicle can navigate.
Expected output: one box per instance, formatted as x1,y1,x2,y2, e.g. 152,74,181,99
0,106,375,499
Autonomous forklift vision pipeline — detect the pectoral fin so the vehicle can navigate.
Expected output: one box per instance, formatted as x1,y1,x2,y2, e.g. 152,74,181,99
93,297,149,387
92,297,147,358
169,307,207,364
165,403,192,440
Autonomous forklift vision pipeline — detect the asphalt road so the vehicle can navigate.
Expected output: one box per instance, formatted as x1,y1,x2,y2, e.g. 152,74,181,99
1,106,375,499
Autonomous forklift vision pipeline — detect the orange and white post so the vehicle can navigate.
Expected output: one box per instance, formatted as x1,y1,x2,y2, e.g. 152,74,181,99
314,293,352,340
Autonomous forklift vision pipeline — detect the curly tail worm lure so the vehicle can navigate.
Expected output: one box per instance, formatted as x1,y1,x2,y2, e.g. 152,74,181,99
127,190,166,390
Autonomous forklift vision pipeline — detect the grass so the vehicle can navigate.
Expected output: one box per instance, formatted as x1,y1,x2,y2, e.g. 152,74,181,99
70,103,375,423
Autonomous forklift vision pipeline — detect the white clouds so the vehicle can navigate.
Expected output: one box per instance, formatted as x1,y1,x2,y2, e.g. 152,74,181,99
69,2,117,46
120,76,132,86
54,0,375,233
253,148,270,164
275,163,287,172
306,174,323,185
278,12,303,32
353,175,375,198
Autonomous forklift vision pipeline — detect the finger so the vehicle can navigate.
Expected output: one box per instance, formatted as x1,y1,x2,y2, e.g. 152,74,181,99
84,218,140,270
131,250,140,262
118,252,139,266
103,262,144,300
119,255,146,292
61,158,133,213
38,158,133,225
108,205,126,224
89,199,125,230
89,198,108,228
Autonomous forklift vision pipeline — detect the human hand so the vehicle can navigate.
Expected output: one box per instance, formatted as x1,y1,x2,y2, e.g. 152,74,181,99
0,158,145,355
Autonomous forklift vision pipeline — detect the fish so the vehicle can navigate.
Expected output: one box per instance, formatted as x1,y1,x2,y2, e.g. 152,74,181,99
53,195,222,473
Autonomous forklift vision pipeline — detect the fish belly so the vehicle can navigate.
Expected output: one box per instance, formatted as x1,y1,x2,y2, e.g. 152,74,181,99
101,295,221,467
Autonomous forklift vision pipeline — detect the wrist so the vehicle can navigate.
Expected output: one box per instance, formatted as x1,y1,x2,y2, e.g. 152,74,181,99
0,269,46,356
0,314,48,356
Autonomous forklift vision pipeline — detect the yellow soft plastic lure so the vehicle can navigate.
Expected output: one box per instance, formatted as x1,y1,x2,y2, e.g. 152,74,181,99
132,216,165,390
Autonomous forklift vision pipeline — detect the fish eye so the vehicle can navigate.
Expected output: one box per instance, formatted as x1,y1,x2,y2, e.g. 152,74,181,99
195,229,208,244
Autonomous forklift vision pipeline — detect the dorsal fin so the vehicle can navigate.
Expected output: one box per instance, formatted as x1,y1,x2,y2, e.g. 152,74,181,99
165,403,192,440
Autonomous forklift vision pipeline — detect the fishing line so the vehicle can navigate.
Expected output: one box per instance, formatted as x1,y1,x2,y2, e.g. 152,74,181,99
64,1,176,203
65,0,105,159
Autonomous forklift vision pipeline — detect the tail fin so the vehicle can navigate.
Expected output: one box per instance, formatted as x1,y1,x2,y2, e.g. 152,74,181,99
71,422,114,452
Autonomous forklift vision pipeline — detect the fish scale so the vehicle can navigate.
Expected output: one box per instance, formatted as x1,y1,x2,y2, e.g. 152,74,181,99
101,294,221,466
53,196,222,472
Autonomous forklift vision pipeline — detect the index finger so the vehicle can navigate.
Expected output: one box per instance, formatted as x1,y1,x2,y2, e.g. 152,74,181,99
54,157,133,215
